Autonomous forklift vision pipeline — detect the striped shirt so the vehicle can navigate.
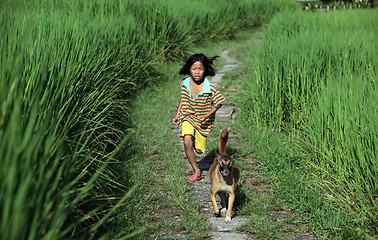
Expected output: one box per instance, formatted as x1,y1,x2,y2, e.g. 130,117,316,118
177,77,226,136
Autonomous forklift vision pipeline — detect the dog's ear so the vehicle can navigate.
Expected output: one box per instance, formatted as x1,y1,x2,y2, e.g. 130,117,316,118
214,151,222,161
229,152,236,160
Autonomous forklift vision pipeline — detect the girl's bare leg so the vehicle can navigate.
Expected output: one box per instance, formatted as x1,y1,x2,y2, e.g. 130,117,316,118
183,135,200,175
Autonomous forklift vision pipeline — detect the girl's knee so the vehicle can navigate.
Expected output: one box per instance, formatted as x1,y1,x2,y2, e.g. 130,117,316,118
183,134,193,148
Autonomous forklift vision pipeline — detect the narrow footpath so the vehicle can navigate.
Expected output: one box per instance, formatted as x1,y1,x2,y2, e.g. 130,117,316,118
174,50,251,240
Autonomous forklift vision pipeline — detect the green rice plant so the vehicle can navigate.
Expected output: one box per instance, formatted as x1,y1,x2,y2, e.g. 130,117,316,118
0,0,157,238
123,0,190,60
151,0,296,45
236,8,377,238
160,0,242,42
299,72,377,236
239,0,300,28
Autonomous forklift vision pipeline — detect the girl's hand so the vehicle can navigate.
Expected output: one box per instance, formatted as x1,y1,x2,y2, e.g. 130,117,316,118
198,116,207,122
172,116,179,125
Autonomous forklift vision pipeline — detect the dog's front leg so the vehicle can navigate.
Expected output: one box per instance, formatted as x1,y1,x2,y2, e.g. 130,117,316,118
225,192,235,222
210,191,220,217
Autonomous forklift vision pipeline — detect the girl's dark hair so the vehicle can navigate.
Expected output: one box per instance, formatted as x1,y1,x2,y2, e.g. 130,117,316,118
179,53,219,77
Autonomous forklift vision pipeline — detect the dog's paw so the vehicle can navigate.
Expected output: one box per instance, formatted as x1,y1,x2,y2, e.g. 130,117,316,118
225,216,232,223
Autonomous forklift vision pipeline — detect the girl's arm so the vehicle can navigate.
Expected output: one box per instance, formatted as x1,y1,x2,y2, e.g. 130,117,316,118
172,99,182,124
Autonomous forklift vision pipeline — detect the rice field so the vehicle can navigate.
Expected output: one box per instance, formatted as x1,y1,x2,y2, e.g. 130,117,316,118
237,8,377,239
0,0,297,239
3,0,375,238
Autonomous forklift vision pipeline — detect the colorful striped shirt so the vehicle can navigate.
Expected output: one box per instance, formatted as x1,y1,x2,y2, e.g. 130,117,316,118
177,77,226,137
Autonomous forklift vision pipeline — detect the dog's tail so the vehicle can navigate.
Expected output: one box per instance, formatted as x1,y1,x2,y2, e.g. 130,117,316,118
219,128,229,155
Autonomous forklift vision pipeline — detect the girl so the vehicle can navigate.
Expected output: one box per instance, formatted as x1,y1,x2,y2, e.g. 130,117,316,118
172,53,226,182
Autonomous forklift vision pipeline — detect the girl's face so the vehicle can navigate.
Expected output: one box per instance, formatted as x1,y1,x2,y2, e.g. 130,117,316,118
190,61,205,82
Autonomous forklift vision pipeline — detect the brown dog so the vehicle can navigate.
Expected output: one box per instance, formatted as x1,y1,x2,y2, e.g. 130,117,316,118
209,128,239,222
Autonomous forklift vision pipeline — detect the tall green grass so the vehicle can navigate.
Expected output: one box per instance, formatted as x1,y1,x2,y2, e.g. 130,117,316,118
1,0,298,238
237,8,377,238
0,1,145,239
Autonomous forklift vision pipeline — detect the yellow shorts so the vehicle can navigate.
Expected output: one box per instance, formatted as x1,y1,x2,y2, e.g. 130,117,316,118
181,121,207,152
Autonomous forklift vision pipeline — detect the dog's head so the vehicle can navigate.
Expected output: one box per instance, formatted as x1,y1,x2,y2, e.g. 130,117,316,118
215,152,236,177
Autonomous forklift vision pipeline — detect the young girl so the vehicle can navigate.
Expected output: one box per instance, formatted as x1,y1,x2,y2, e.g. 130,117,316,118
172,53,226,182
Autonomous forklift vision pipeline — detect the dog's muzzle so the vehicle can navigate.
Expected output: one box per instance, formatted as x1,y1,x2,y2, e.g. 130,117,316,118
220,165,231,177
